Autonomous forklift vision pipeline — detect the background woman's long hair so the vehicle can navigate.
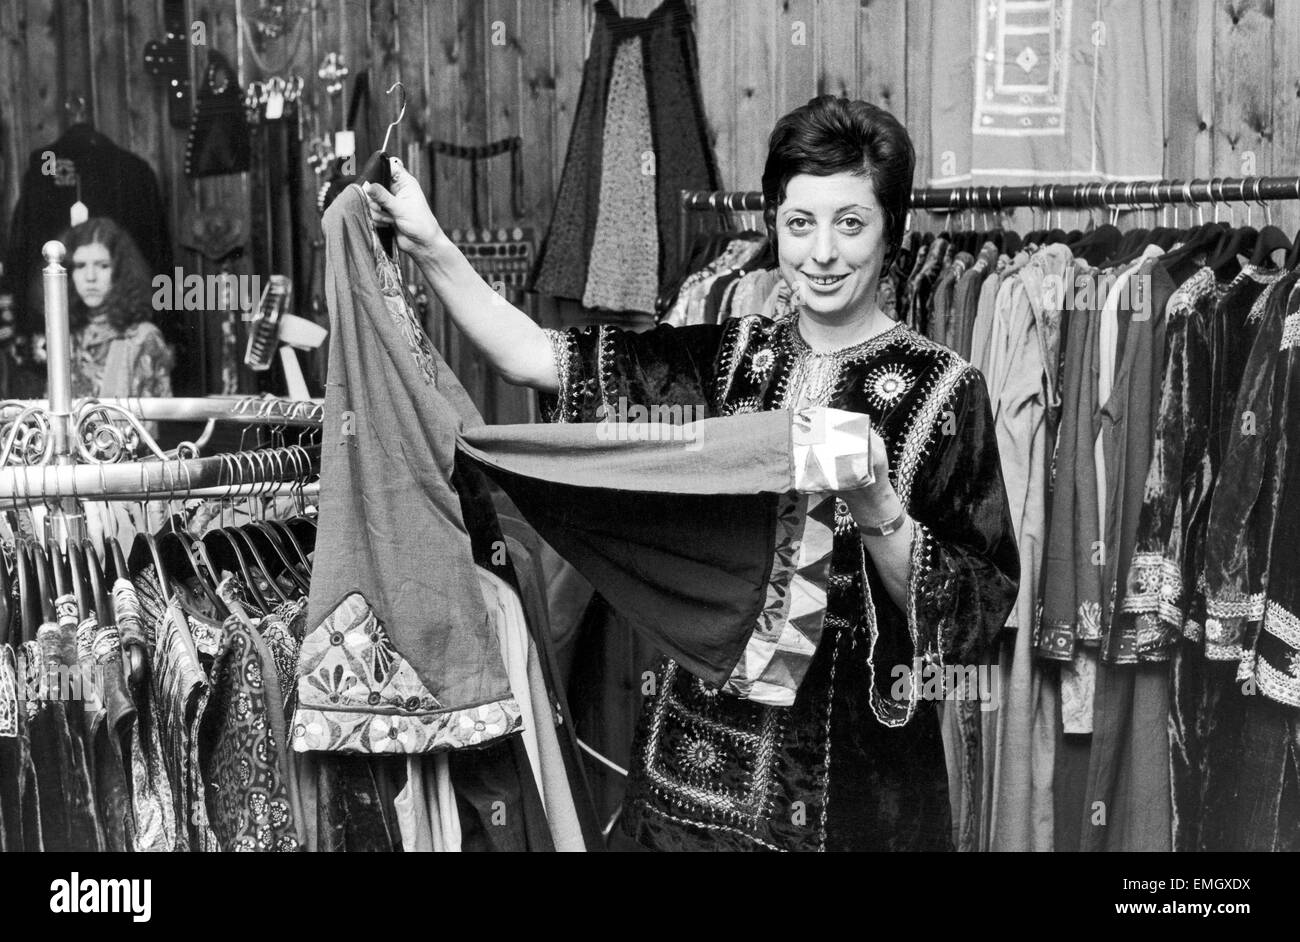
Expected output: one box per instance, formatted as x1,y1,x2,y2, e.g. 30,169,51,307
59,217,154,333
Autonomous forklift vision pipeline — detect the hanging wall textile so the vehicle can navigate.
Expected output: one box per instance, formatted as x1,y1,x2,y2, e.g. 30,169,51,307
529,0,719,306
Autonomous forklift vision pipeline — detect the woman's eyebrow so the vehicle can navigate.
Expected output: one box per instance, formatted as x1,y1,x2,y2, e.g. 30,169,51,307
781,204,871,215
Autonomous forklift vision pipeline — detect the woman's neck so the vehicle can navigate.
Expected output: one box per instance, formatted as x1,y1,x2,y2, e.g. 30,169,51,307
796,302,893,353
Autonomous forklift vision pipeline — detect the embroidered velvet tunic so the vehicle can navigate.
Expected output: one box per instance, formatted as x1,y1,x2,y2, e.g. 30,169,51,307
543,313,1019,851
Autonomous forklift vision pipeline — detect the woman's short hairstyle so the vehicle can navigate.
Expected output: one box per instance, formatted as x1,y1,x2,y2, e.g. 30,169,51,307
761,95,916,273
59,217,154,332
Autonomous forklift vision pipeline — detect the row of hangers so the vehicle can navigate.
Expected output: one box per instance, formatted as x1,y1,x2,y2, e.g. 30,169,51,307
910,205,1300,279
2,499,316,686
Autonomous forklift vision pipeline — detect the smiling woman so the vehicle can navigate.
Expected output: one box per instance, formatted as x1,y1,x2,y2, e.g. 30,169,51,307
366,94,1020,852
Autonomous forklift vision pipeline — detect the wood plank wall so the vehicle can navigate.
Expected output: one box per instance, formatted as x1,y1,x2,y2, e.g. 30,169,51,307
2,1,1299,413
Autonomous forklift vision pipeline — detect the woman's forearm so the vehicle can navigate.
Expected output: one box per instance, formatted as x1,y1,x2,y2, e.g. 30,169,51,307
843,487,913,611
413,238,558,393
859,520,913,612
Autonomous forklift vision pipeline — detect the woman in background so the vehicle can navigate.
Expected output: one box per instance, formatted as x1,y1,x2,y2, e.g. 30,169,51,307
59,217,174,547
63,216,173,399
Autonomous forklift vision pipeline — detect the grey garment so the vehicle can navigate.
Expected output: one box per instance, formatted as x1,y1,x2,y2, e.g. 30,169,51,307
526,637,585,851
310,184,514,723
984,244,1070,852
1080,255,1173,852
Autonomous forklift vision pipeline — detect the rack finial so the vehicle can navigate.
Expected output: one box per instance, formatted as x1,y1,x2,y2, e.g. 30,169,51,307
42,241,66,268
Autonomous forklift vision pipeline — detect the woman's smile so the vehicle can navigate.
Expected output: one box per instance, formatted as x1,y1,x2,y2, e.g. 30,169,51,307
802,271,850,290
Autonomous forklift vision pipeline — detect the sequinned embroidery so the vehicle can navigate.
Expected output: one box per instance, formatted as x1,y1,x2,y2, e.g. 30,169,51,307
863,365,915,408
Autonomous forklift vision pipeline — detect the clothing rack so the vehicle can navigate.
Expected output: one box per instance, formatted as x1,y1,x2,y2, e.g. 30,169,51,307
0,242,322,540
679,175,1300,262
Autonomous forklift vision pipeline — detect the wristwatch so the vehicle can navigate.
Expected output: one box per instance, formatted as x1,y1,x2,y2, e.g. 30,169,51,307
858,507,908,537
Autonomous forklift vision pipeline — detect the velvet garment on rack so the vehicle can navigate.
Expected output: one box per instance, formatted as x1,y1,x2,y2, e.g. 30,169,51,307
504,314,1018,851
1186,265,1288,660
1121,267,1224,659
529,0,719,306
299,185,522,756
1199,273,1300,661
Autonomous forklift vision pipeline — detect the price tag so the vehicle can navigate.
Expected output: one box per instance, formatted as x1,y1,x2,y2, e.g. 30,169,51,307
265,78,285,120
70,201,89,226
334,129,355,158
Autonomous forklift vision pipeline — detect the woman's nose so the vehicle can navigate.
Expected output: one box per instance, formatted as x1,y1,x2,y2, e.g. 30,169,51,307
810,228,837,265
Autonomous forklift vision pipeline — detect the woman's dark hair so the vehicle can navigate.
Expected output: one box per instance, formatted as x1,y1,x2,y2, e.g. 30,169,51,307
59,217,154,332
761,95,916,272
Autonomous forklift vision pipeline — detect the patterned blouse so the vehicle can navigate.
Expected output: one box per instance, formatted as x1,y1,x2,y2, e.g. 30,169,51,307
70,316,174,399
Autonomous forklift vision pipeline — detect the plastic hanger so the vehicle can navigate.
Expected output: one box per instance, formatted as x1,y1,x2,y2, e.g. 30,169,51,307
247,522,309,593
46,539,70,607
66,540,91,623
360,81,406,256
0,544,13,647
234,526,292,604
1250,189,1291,268
32,543,57,625
1251,224,1290,267
269,519,313,574
16,542,37,644
202,528,270,614
83,541,111,629
1206,185,1258,278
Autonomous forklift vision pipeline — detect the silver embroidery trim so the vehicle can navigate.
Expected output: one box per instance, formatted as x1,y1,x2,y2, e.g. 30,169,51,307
896,358,970,507
541,327,572,421
1264,600,1300,648
1256,656,1300,708
717,315,758,405
1282,312,1300,351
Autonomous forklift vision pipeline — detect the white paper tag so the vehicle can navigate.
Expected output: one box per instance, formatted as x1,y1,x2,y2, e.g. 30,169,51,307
265,86,285,121
334,129,355,158
70,200,89,226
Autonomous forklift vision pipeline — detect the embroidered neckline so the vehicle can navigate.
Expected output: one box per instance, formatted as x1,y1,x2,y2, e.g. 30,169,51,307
784,315,906,363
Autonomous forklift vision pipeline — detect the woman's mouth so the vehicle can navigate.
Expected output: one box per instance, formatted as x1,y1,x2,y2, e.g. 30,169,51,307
803,272,849,290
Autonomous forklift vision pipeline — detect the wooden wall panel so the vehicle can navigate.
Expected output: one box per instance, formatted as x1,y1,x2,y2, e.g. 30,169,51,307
777,0,819,116
902,0,930,195
732,1,776,191
26,0,62,151
1272,3,1300,236
696,0,734,188
4,0,1300,406
90,0,131,147
0,0,30,231
1213,0,1275,180
59,1,93,130
858,0,905,116
816,0,857,99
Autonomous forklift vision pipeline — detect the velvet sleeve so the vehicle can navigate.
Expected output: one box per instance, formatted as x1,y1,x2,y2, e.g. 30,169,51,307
900,365,1021,671
539,321,727,422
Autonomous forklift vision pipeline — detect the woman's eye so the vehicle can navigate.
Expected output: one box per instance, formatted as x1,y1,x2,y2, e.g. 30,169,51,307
838,217,864,231
786,218,810,232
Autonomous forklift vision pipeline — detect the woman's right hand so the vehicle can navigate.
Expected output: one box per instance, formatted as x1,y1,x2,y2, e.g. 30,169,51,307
361,157,448,260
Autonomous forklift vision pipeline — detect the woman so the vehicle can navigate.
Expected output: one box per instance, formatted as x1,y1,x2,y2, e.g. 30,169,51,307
63,217,173,400
366,95,1019,851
